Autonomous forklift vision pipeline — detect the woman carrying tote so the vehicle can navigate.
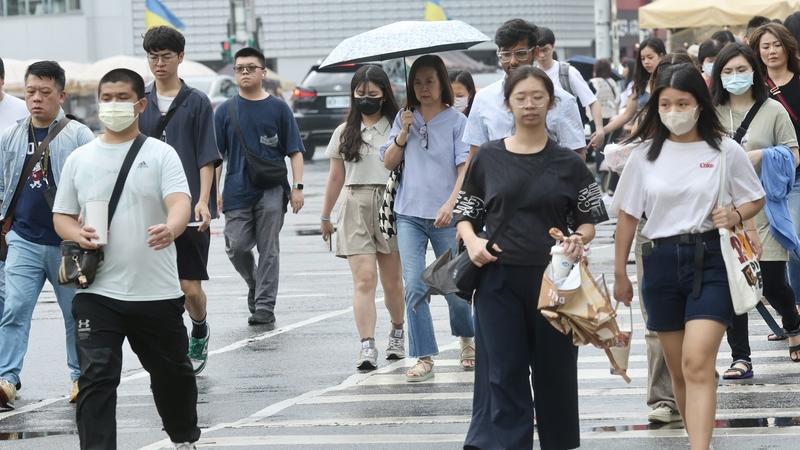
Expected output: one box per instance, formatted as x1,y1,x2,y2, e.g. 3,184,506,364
614,63,765,450
380,55,475,382
458,66,607,450
712,43,800,378
320,65,406,371
751,23,800,311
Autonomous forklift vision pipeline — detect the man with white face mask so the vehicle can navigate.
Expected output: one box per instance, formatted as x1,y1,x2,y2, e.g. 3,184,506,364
52,69,198,449
0,61,94,410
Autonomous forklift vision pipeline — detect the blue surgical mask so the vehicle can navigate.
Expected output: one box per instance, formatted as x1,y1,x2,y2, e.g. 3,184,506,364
702,62,714,77
721,72,754,96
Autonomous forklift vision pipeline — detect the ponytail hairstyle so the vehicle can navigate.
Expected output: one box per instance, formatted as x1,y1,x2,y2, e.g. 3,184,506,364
338,65,399,162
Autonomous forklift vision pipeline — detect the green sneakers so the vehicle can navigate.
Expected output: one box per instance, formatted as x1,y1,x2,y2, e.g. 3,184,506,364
187,325,210,375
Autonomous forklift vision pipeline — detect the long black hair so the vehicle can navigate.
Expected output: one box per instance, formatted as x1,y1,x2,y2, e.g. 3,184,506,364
634,38,666,97
627,63,725,161
339,65,399,162
711,43,769,106
449,70,476,116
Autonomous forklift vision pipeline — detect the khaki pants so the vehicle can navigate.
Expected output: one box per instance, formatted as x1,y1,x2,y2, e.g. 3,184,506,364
635,222,677,410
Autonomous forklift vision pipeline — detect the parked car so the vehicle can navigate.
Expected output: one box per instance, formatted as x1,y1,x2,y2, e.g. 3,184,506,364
183,75,238,111
291,63,406,161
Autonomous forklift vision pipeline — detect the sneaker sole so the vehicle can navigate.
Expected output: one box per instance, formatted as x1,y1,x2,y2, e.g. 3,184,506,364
648,415,682,424
385,353,405,360
356,360,378,371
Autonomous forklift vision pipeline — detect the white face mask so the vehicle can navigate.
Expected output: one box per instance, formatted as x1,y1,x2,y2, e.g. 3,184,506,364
702,62,714,77
453,96,470,113
98,101,139,132
659,106,699,136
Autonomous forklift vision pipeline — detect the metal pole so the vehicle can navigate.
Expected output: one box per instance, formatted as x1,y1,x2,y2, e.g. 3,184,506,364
610,0,620,70
594,0,611,59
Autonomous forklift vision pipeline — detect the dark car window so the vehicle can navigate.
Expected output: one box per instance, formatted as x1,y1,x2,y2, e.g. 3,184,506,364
220,79,237,98
302,71,354,92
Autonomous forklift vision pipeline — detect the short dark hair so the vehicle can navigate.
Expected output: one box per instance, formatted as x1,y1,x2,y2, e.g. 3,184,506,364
627,63,725,161
142,26,185,54
25,61,65,91
747,16,772,35
538,26,555,47
234,47,266,68
449,69,476,116
711,30,736,44
98,68,146,100
406,54,453,109
712,43,769,106
504,66,555,110
594,59,613,79
494,19,539,50
698,39,724,63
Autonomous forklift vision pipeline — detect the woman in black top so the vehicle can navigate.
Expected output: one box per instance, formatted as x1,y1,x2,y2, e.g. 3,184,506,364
456,66,608,450
751,23,800,312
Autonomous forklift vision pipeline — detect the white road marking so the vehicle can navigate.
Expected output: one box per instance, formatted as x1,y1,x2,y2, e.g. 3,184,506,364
0,397,66,421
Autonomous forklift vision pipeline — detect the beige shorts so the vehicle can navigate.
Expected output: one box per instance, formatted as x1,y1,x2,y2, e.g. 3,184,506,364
336,185,398,258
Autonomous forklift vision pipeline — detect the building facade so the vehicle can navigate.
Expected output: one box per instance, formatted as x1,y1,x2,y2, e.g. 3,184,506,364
1,0,599,83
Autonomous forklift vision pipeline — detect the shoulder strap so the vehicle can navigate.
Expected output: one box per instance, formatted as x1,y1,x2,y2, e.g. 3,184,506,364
108,134,147,224
485,146,555,250
733,100,765,144
4,117,71,220
559,62,573,95
766,78,800,123
227,96,250,153
151,84,193,139
717,145,728,209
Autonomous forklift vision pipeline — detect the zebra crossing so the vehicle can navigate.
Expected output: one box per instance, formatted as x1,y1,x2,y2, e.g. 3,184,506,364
143,222,800,449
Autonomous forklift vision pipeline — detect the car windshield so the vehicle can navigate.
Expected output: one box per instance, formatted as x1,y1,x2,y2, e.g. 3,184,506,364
302,71,354,89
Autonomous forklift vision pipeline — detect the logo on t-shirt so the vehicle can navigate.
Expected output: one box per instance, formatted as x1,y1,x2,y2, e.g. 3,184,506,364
700,162,714,169
577,183,604,215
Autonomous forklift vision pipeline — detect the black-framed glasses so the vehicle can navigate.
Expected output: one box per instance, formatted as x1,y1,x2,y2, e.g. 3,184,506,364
496,47,535,63
233,64,264,74
419,123,428,150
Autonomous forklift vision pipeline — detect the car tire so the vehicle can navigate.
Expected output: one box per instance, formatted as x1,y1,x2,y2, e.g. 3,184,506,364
302,141,316,161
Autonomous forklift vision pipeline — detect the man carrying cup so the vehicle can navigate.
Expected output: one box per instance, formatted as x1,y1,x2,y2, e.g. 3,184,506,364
0,61,94,410
52,68,199,449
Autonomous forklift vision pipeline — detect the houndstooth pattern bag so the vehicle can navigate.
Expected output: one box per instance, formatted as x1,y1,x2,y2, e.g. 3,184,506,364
379,162,403,241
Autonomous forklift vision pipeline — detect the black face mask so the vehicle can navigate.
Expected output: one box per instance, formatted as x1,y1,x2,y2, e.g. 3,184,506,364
355,97,382,116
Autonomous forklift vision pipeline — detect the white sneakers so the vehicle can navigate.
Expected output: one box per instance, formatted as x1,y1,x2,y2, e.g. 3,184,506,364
647,405,682,424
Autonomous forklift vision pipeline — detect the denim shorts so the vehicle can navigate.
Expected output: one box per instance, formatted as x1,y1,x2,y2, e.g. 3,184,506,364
640,238,734,331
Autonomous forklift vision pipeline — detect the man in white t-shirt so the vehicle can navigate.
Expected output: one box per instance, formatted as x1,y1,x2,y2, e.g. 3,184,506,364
52,69,199,449
535,27,605,149
0,57,29,321
463,19,586,158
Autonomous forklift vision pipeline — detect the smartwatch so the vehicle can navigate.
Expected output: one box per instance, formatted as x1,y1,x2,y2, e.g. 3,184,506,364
292,183,304,190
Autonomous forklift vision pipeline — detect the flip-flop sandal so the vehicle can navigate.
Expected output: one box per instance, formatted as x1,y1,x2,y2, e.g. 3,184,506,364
722,360,753,380
768,332,789,341
790,344,800,362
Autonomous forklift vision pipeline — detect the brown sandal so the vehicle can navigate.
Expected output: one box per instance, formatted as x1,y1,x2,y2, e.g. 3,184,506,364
405,358,434,382
460,338,475,371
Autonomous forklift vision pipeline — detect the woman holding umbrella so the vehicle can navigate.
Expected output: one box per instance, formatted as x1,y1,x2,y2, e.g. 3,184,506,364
457,66,607,450
380,54,475,381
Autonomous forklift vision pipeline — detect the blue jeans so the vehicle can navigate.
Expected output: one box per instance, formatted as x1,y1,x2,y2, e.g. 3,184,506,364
396,214,474,358
788,175,800,306
0,261,6,319
0,230,79,385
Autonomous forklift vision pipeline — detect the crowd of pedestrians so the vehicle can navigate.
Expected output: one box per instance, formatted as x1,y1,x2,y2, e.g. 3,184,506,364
1,11,800,450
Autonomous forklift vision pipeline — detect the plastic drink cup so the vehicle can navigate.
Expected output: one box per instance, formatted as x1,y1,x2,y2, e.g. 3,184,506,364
550,244,575,280
84,200,109,245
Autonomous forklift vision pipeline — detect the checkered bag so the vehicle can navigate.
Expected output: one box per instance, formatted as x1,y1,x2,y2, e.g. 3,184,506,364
379,163,403,241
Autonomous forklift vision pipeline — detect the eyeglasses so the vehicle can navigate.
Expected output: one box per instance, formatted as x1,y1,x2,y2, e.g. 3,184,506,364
509,95,549,109
234,64,264,74
496,47,535,63
147,52,178,64
419,123,428,150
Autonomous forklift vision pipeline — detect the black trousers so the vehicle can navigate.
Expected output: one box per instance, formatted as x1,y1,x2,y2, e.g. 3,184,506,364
727,260,800,361
464,263,580,450
72,293,201,449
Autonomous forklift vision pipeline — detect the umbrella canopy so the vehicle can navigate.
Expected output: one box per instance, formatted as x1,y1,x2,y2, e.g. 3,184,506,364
640,0,799,29
319,20,490,69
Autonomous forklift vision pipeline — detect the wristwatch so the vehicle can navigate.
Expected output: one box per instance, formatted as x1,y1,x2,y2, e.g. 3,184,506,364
292,183,304,190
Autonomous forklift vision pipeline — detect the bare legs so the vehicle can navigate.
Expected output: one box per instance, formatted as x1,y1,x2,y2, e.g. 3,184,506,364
346,252,404,339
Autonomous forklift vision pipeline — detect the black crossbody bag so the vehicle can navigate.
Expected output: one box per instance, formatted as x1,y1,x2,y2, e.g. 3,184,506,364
227,97,288,189
423,148,554,301
58,134,147,289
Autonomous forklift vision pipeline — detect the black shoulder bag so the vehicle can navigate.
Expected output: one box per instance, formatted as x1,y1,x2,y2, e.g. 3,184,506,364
0,117,72,261
227,97,288,189
58,134,147,289
422,148,554,302
143,84,192,141
732,99,765,144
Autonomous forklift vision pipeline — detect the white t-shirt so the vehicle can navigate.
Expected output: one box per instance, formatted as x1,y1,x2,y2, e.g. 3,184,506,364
0,92,28,132
462,78,585,151
53,136,191,301
612,137,765,240
542,61,598,107
157,94,175,115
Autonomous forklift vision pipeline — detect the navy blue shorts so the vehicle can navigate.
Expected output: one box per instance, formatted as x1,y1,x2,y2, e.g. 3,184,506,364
640,239,734,331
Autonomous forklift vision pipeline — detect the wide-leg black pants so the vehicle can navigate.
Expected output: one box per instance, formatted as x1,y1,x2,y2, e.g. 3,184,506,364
464,263,580,450
72,293,201,449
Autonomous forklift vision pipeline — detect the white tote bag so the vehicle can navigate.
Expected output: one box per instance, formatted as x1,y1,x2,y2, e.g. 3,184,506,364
717,147,763,315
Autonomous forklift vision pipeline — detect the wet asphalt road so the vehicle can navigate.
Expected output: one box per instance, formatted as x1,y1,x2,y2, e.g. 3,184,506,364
1,151,800,449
